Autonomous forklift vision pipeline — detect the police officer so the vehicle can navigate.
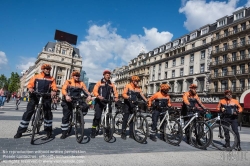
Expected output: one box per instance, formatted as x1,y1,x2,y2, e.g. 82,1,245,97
182,84,207,144
60,70,91,139
121,75,147,140
217,89,242,151
14,64,57,139
91,70,118,138
148,84,172,142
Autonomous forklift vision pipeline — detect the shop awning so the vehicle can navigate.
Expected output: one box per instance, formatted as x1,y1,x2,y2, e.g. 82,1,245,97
171,102,219,112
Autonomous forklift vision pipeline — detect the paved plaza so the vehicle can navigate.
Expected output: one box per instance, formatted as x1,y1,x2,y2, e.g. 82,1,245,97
0,100,249,166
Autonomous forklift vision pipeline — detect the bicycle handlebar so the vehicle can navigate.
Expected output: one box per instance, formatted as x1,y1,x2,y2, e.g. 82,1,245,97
32,91,51,97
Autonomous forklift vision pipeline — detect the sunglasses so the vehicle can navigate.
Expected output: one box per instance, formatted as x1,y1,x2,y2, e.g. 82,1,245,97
44,68,51,70
74,75,80,77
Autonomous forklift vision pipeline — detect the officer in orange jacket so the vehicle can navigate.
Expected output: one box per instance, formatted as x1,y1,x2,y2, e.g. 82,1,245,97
217,90,242,151
182,84,206,144
14,64,57,139
60,71,92,139
148,84,171,142
91,70,118,138
121,75,147,140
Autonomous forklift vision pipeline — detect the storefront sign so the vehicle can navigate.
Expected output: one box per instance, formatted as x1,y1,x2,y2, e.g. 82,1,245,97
172,97,220,103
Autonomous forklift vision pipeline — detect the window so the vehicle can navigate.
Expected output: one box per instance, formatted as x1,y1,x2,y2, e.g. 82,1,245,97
154,49,158,54
218,19,226,27
47,55,50,58
214,82,218,91
239,79,245,90
172,70,175,78
222,54,227,63
221,80,228,91
181,57,184,65
172,59,176,67
223,43,228,51
61,58,64,61
241,23,246,31
152,74,155,81
166,43,171,50
231,65,236,75
159,64,161,71
165,62,168,68
240,50,245,59
232,80,236,92
240,64,245,74
216,33,219,39
224,29,228,37
232,52,236,61
48,48,52,52
56,76,62,85
158,73,161,80
153,66,155,72
186,79,193,90
180,68,183,76
202,39,206,45
214,68,218,77
173,40,179,47
197,78,204,92
200,64,205,73
189,66,193,75
201,27,208,35
235,11,244,20
190,32,197,40
222,67,227,76
240,37,245,46
233,26,237,34
177,81,183,93
181,37,187,44
201,50,205,59
192,43,195,48
160,46,164,52
149,52,152,57
62,49,66,54
215,57,219,65
190,54,194,62
215,46,219,53
165,72,168,79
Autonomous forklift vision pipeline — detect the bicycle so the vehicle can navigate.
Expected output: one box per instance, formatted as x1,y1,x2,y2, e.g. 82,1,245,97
206,112,238,151
66,96,86,143
30,92,51,144
176,107,213,149
114,100,149,143
145,107,183,146
95,99,115,142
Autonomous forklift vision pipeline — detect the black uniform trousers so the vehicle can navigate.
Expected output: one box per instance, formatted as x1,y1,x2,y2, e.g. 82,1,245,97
92,99,111,127
17,95,53,134
223,116,240,144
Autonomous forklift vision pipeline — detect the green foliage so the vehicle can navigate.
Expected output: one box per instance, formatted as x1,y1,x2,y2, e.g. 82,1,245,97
8,72,20,92
0,74,8,89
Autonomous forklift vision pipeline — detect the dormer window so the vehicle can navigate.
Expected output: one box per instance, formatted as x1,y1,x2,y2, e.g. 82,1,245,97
160,46,164,52
217,18,227,27
173,40,179,47
181,37,187,44
201,27,208,35
48,48,52,52
190,32,197,40
62,49,66,55
166,43,171,49
154,49,158,54
74,54,79,58
149,52,152,57
234,10,245,20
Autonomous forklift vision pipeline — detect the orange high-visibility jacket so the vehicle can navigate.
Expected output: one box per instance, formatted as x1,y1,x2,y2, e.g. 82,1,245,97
62,78,90,97
27,72,57,92
93,79,118,99
182,91,205,109
122,83,147,101
148,91,171,107
216,98,242,113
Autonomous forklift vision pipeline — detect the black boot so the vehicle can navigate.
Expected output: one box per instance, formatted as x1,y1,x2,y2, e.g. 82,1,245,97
150,134,157,142
121,130,126,140
42,131,52,140
14,133,22,139
60,130,67,139
237,142,241,151
91,128,96,138
223,141,230,148
159,134,165,141
129,133,134,139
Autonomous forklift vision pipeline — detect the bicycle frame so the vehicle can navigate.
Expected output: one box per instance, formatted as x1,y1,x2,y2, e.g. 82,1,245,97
177,112,199,131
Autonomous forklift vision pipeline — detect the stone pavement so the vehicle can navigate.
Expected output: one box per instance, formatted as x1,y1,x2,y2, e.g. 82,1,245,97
0,100,249,166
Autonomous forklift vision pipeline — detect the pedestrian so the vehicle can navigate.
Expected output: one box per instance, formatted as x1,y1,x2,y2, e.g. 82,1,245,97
0,88,8,108
51,95,58,110
16,92,21,110
0,88,4,109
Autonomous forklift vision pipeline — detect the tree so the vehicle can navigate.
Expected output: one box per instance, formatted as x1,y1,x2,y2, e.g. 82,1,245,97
8,72,20,92
0,74,8,89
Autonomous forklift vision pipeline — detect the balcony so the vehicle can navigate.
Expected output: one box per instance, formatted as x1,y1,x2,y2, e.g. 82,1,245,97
209,86,250,94
211,41,250,56
210,54,250,67
210,69,250,79
211,24,250,42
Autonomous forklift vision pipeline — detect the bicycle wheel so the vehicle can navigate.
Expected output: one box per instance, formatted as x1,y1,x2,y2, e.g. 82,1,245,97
36,109,44,134
211,124,237,151
75,110,84,143
31,107,41,144
114,112,123,135
145,114,152,137
67,112,73,136
189,121,213,149
133,114,148,143
102,113,114,142
164,119,183,146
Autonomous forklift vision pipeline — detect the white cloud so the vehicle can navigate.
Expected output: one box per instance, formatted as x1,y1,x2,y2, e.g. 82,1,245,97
78,23,173,82
16,57,36,71
179,0,240,31
0,51,8,69
246,0,250,7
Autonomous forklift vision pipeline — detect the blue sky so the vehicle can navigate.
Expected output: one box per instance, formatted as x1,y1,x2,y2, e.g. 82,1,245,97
0,0,250,82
